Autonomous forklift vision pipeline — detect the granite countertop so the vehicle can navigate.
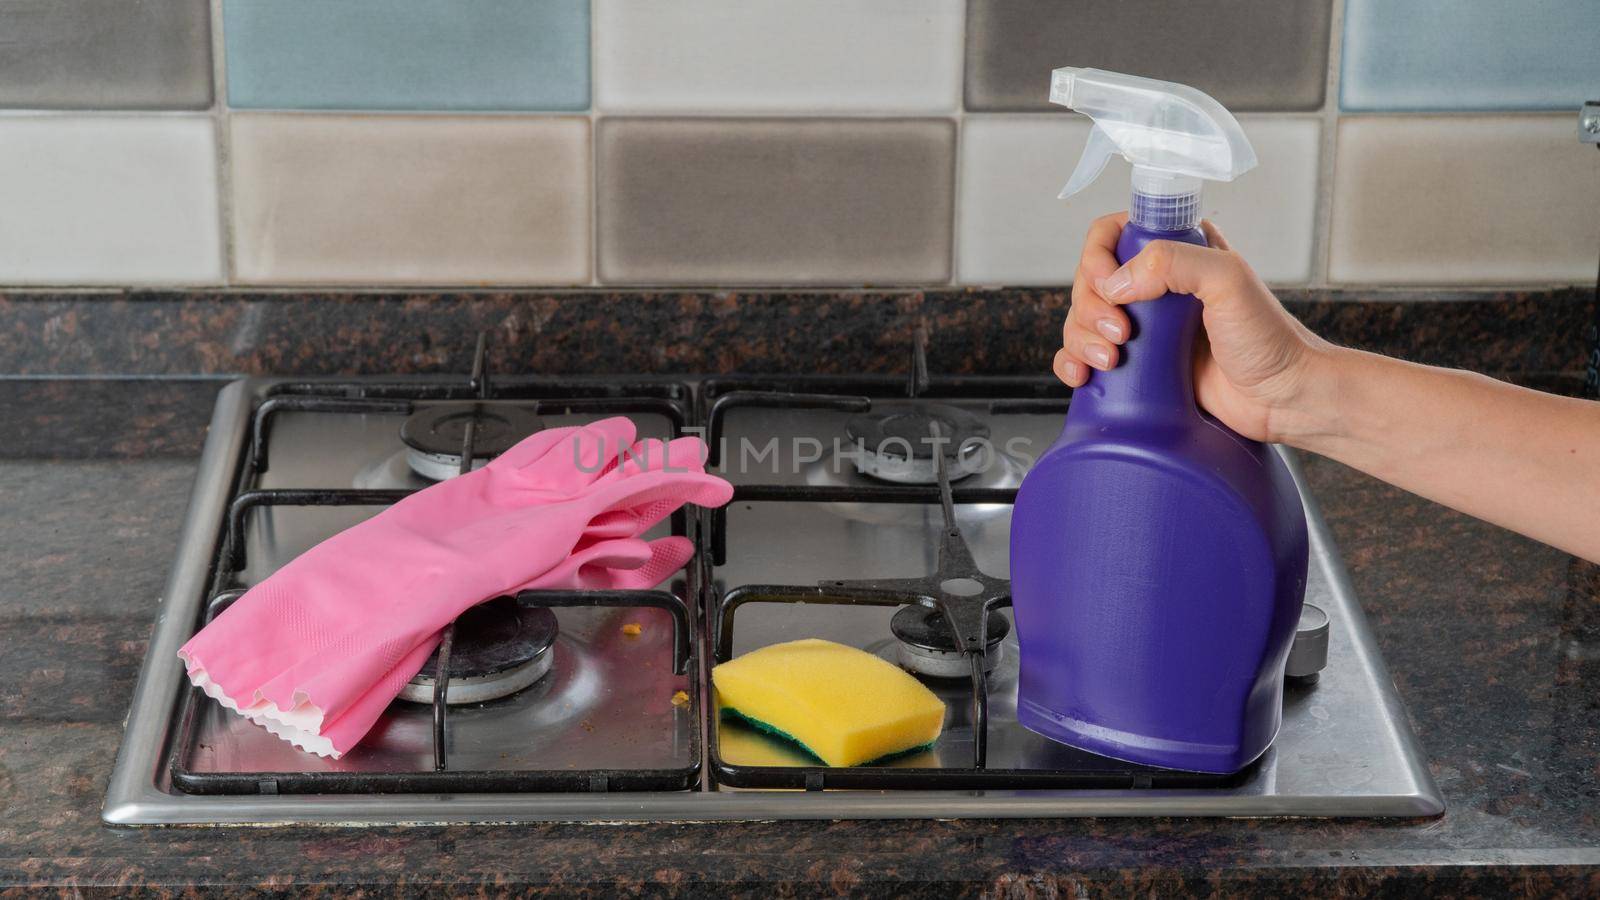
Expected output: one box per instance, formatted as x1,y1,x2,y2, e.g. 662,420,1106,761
1,289,1596,895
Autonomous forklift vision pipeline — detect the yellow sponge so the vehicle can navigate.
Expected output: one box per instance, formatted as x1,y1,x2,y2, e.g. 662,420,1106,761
711,638,945,767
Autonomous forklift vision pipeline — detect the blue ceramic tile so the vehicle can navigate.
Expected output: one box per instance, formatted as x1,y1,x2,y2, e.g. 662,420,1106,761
1342,0,1600,111
223,0,590,111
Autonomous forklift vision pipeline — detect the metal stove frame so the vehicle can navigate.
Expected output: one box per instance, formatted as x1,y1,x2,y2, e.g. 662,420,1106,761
103,360,1444,823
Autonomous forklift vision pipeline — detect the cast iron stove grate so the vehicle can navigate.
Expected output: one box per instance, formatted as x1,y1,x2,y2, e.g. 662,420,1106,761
168,336,703,795
698,331,1251,791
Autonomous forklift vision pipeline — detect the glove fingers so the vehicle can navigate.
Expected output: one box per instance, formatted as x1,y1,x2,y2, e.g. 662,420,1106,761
579,508,645,541
516,417,637,490
581,469,735,522
486,417,638,483
512,538,656,593
609,436,711,479
513,535,694,593
484,424,583,473
574,493,699,543
601,536,695,590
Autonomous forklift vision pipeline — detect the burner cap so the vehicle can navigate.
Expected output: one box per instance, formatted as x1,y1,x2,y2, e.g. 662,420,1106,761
845,403,991,484
400,597,558,705
890,604,1009,678
846,403,989,460
399,403,542,481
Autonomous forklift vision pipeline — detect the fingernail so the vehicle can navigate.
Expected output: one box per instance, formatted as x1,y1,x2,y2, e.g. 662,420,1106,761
1097,268,1132,300
1095,318,1124,343
1086,344,1112,369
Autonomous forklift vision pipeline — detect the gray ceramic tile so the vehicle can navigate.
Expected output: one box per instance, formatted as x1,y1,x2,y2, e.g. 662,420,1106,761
0,116,222,284
231,115,591,285
964,0,1331,112
594,0,963,113
223,0,590,110
0,0,212,110
1329,116,1600,284
959,116,1321,286
597,118,954,285
1342,0,1600,111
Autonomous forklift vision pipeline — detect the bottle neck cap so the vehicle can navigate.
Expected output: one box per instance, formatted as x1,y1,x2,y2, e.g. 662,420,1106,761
1130,167,1202,232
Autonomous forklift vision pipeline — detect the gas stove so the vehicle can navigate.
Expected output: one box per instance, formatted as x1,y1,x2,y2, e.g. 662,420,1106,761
104,341,1441,824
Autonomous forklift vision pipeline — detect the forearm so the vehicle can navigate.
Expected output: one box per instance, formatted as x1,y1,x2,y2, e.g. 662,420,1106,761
1279,346,1600,563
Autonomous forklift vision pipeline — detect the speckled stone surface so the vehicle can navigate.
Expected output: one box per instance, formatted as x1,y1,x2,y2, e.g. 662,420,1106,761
0,287,1591,378
0,291,1596,894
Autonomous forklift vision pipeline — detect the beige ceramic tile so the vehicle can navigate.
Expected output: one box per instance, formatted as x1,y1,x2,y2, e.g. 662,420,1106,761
1330,116,1600,284
597,118,954,285
230,115,590,284
959,116,1320,285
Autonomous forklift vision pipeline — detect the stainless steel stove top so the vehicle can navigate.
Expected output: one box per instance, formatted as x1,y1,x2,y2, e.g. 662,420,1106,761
103,373,1442,824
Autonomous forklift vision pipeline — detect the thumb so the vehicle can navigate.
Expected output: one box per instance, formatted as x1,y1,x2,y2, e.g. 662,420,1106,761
1093,239,1255,310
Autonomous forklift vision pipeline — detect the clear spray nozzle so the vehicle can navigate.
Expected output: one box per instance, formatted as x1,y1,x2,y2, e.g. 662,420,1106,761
1050,67,1256,230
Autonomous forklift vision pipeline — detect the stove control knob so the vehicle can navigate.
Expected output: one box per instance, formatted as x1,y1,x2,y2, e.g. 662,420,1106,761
1285,603,1329,685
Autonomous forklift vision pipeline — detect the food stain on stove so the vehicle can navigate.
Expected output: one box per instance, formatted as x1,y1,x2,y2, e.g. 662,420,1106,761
670,690,689,707
621,622,642,637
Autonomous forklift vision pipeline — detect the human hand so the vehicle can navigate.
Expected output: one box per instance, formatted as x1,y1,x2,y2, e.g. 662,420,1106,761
1053,213,1332,443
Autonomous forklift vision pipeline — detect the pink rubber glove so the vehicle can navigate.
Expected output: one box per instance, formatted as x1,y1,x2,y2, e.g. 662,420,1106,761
245,535,698,756
179,418,730,757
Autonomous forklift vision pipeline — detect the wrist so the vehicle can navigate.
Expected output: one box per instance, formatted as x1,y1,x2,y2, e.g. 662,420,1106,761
1263,338,1350,450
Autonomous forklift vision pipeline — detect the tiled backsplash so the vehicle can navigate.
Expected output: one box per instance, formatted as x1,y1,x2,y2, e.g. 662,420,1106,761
0,0,1594,289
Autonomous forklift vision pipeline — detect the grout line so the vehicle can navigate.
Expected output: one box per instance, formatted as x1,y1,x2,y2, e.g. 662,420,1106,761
208,0,234,287
946,2,968,290
9,282,1580,297
1311,0,1348,289
187,106,976,120
588,0,600,287
0,109,213,119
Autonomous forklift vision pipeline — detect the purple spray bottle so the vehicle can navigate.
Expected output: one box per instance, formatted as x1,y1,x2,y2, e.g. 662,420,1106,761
1009,68,1309,773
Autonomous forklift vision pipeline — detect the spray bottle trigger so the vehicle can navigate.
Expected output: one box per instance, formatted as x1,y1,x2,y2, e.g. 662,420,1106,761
1059,124,1117,200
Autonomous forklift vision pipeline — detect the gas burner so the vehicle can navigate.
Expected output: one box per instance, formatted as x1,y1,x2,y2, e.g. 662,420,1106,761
399,403,542,481
890,603,1009,678
802,449,1025,527
400,597,559,705
845,403,991,484
352,450,431,491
